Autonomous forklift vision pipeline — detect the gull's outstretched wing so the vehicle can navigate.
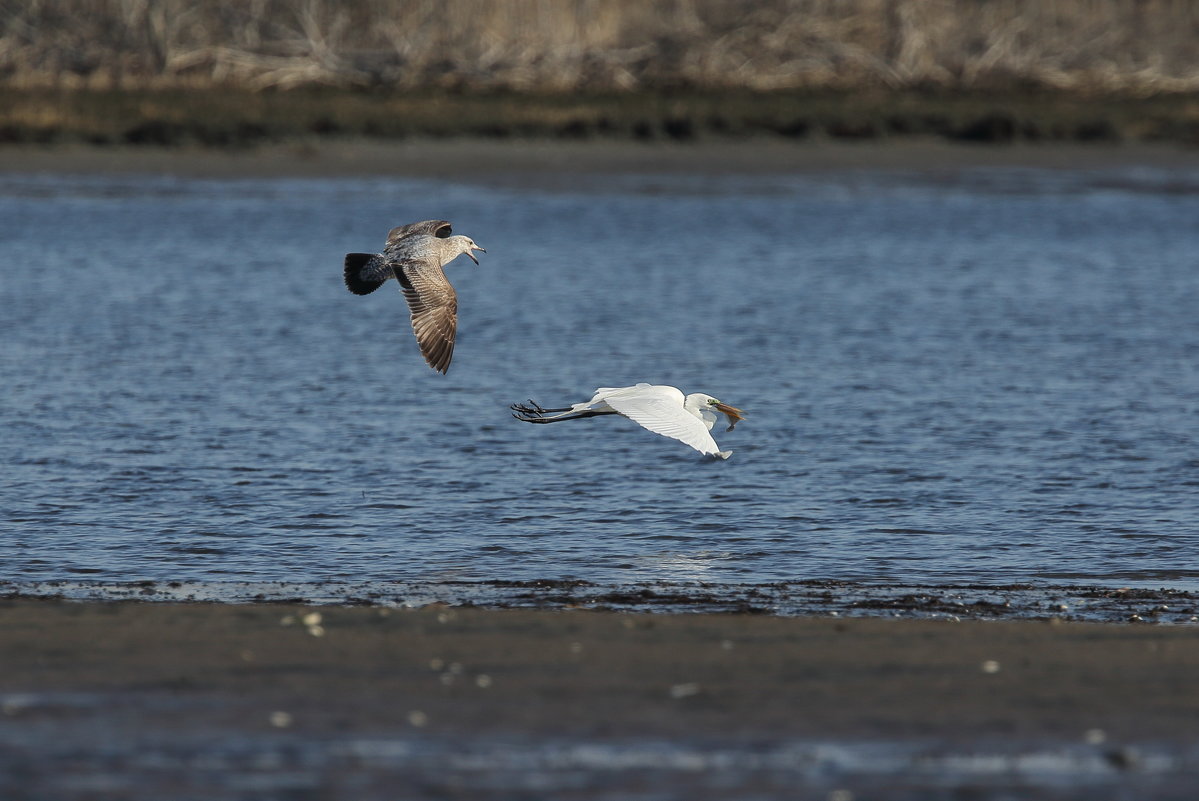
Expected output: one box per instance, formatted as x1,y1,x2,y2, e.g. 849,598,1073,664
603,386,724,457
387,220,452,245
394,258,457,374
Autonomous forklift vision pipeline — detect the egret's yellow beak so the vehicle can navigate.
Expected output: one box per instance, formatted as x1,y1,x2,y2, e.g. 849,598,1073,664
713,401,745,431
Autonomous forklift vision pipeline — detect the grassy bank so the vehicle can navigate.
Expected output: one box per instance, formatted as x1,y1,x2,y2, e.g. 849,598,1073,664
3,87,1199,147
5,0,1199,94
6,1,1199,147
7,1,1199,146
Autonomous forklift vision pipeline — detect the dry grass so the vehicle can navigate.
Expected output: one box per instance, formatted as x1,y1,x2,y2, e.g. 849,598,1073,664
4,0,1199,94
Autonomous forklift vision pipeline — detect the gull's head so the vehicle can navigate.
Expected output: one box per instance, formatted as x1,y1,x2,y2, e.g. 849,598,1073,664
706,397,746,431
450,235,486,265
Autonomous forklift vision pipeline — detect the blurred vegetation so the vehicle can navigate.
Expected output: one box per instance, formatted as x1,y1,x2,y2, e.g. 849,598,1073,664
7,0,1199,92
3,0,1199,145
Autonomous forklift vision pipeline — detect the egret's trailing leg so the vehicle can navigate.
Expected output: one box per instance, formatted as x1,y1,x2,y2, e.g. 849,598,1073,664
510,402,616,423
512,400,574,415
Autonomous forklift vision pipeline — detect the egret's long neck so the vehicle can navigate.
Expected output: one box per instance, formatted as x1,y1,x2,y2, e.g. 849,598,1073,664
684,394,719,430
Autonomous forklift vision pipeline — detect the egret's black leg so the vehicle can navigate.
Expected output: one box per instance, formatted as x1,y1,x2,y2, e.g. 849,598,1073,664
522,400,573,414
510,400,575,417
513,412,560,424
511,408,617,424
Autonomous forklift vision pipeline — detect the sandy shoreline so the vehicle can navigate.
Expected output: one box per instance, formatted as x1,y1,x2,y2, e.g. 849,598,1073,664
6,600,1197,739
3,600,1198,798
3,139,1199,183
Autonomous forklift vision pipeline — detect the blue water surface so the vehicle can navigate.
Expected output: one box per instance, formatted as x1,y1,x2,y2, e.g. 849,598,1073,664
2,157,1198,591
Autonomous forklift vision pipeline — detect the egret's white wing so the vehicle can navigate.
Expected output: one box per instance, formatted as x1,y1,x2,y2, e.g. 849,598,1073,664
589,383,651,407
604,387,723,457
593,383,651,395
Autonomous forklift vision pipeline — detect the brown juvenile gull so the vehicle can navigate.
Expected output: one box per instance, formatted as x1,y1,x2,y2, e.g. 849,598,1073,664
344,220,485,374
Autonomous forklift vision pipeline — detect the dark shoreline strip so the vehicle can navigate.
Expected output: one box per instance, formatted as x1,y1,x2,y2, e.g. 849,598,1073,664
3,578,1196,624
3,88,1199,148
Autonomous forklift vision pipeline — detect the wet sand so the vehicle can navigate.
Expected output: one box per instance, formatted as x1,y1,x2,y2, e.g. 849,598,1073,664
3,600,1198,798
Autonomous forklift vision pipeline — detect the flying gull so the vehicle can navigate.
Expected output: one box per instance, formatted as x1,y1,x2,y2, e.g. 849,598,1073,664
344,220,485,374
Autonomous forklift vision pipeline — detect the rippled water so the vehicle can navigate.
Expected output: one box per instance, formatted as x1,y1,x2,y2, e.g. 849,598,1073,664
3,159,1199,592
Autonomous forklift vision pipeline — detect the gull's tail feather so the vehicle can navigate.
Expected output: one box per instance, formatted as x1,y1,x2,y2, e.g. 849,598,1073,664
344,253,387,295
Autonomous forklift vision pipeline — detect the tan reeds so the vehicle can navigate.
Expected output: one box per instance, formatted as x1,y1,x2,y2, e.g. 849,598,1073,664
3,0,1199,94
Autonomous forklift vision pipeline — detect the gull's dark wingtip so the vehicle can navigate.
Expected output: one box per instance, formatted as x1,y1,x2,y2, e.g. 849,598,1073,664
422,345,453,375
419,353,451,375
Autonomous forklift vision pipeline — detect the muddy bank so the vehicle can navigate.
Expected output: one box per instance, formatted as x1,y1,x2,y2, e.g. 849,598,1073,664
4,138,1199,188
3,88,1199,149
2,600,1198,799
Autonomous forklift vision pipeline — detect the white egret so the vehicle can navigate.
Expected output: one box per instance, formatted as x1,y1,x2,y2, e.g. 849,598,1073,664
344,219,485,374
511,383,746,459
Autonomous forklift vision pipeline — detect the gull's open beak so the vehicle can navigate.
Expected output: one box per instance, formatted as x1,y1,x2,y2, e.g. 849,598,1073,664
467,245,486,265
713,401,745,431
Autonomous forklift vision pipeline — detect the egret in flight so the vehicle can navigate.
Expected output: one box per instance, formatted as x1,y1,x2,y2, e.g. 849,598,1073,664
344,219,485,374
511,383,745,458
